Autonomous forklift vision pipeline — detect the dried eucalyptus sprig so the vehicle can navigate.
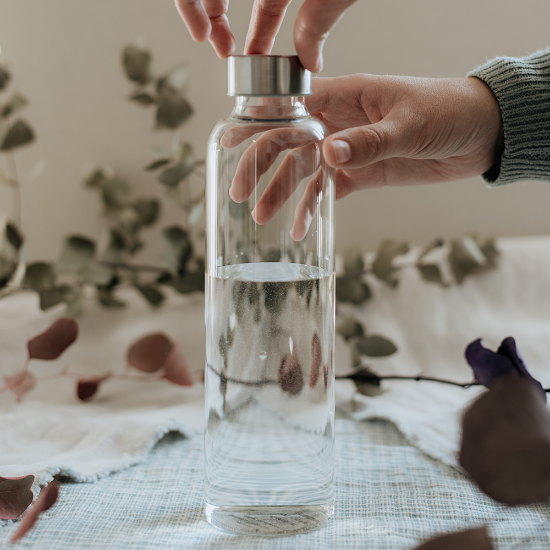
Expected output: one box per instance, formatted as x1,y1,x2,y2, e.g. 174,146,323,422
0,317,193,404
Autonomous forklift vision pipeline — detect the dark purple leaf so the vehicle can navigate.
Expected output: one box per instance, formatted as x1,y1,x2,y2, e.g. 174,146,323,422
413,526,493,549
459,376,550,505
279,350,303,396
77,375,111,401
127,333,172,373
309,333,322,388
27,318,79,360
0,475,34,520
10,481,59,544
465,338,545,401
4,371,36,401
161,343,193,386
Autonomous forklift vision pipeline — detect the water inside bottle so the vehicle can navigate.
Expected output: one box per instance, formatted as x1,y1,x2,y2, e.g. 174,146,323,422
204,262,335,535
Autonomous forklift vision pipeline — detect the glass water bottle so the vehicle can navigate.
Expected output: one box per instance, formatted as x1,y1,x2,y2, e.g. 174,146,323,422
204,55,335,536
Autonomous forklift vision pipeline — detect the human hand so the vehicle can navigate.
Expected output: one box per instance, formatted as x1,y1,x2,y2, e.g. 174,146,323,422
226,74,504,239
174,0,357,72
310,74,504,199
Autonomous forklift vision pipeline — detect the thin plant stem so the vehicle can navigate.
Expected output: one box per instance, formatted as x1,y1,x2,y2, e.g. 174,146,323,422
6,132,22,226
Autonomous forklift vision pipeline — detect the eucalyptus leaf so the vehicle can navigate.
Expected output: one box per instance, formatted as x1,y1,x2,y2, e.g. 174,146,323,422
158,160,194,187
476,236,499,267
115,206,142,237
354,335,398,357
449,236,487,284
343,247,364,274
0,92,27,119
174,142,194,163
336,318,365,340
97,288,126,308
1,119,35,150
372,240,409,287
23,262,56,290
171,270,204,293
0,256,18,288
417,264,447,286
162,226,192,274
102,229,126,263
417,238,444,261
38,288,66,311
335,277,371,305
156,64,189,94
58,236,95,272
83,167,108,189
0,66,10,91
156,90,193,129
5,222,23,250
64,291,84,318
129,91,156,106
122,44,151,84
83,262,113,286
101,177,131,208
145,158,171,171
133,198,160,226
136,284,165,307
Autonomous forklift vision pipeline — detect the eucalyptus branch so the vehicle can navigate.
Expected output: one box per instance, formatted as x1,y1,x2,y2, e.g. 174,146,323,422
100,261,166,273
207,362,278,387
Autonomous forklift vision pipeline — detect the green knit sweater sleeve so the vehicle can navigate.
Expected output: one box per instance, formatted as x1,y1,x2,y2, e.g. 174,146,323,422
467,48,550,186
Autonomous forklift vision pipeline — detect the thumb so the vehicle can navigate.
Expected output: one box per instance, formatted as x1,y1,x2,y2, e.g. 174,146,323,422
323,118,412,169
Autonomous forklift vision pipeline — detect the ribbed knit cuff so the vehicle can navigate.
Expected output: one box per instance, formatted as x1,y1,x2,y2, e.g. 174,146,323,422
467,49,550,186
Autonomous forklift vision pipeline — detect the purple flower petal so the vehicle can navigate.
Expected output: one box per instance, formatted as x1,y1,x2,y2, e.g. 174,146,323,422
465,338,546,402
465,339,518,386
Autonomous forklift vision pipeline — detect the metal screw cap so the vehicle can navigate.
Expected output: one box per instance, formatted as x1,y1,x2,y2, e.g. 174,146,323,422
227,55,312,97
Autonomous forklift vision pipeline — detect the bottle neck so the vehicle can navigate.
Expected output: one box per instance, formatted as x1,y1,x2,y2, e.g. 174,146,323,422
230,96,309,121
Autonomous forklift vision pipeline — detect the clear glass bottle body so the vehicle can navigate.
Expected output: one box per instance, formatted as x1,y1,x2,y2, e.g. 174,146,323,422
204,96,335,536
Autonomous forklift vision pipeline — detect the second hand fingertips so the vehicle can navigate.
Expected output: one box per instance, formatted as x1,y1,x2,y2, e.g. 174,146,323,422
329,139,351,164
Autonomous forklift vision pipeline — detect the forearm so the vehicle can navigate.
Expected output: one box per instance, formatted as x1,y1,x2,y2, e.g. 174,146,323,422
468,48,550,186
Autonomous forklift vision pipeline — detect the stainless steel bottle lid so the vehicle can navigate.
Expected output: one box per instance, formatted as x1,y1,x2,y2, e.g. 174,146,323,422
227,55,312,97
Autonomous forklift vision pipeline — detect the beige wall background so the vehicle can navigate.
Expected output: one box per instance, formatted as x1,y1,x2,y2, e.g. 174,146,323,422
1,0,549,261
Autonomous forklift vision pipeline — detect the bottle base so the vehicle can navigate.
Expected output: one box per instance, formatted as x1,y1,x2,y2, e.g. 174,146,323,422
205,503,334,536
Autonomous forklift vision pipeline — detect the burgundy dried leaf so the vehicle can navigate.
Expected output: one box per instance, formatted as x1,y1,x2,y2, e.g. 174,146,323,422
413,526,493,550
10,481,59,544
279,350,303,396
4,370,37,401
459,376,550,505
127,332,172,373
465,337,545,401
0,475,34,520
27,318,79,360
309,332,322,388
162,343,193,386
77,375,111,401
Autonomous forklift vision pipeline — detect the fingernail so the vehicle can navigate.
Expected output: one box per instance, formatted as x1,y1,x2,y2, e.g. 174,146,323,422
330,140,351,164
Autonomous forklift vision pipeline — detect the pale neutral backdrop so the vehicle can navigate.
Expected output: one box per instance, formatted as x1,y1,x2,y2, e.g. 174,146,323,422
1,0,550,261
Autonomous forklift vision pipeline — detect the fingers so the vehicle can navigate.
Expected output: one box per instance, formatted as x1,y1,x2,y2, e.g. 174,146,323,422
323,116,413,169
290,169,324,241
229,128,319,202
244,0,293,55
294,0,358,72
204,0,235,58
175,0,235,58
252,142,319,225
175,0,211,42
